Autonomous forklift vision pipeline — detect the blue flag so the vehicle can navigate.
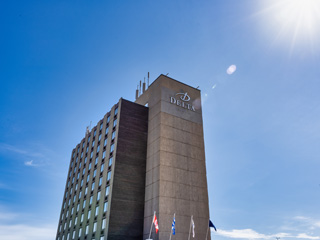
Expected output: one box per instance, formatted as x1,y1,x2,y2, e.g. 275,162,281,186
209,220,217,231
172,215,176,235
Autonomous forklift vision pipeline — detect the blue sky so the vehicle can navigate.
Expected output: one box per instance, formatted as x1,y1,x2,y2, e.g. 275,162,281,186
1,0,320,239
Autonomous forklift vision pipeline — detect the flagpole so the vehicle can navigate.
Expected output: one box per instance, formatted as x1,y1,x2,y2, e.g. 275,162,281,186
188,215,192,240
205,219,209,240
148,211,155,239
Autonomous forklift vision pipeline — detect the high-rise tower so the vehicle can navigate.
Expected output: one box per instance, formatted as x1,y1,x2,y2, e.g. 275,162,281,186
56,75,210,240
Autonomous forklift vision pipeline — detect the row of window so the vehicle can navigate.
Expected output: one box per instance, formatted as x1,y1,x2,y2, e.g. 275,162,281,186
72,107,118,160
59,200,109,233
71,127,116,170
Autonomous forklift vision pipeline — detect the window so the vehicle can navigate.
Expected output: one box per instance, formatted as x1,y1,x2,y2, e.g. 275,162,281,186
97,191,101,201
69,219,72,228
97,145,100,153
82,200,86,209
81,152,83,158
113,119,117,127
72,230,75,239
93,169,97,178
107,116,110,123
79,162,81,169
93,222,97,232
100,123,103,130
81,213,84,222
89,195,93,205
85,225,89,235
88,210,91,219
85,187,88,195
90,152,93,158
95,206,99,216
64,222,67,230
92,140,95,148
100,163,104,172
77,147,80,153
91,182,95,191
75,183,78,191
86,146,89,153
82,142,85,148
105,186,110,196
84,156,87,164
78,191,81,199
78,228,82,238
107,171,111,181
87,174,90,183
66,211,69,218
65,192,68,198
100,236,105,240
82,168,85,175
112,131,116,140
67,233,70,240
71,207,74,215
72,152,75,158
70,188,73,195
61,213,64,220
81,179,83,187
108,157,113,167
62,235,65,240
98,134,101,141
77,172,80,180
68,198,71,206
89,163,92,170
102,218,106,229
95,157,99,165
73,195,76,203
94,129,96,137
103,202,108,212
59,224,62,232
73,167,76,173
104,138,107,147
76,157,78,163
102,151,106,159
77,203,80,212
72,177,75,184
75,216,78,225
110,144,114,153
99,177,102,186
114,107,118,115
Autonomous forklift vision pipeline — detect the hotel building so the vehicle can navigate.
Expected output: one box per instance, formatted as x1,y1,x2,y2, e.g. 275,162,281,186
56,75,210,240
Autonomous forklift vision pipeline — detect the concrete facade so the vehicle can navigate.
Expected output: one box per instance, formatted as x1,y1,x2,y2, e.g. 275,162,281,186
56,74,210,240
136,75,210,240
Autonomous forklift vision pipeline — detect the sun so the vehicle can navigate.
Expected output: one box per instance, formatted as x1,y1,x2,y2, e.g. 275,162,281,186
259,0,320,51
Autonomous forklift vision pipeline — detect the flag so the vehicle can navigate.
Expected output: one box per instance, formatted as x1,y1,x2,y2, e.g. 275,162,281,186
191,217,195,238
172,215,176,235
209,220,217,231
153,214,159,233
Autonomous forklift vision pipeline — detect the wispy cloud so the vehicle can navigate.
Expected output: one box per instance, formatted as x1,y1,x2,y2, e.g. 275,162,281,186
213,228,319,240
0,143,50,167
293,216,320,230
297,233,320,240
0,224,56,240
0,206,56,240
24,160,38,167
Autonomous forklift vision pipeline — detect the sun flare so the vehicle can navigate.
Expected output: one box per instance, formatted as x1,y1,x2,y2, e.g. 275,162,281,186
260,0,320,51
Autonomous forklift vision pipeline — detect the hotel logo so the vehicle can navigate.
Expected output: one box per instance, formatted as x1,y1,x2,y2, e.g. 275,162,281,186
170,92,195,112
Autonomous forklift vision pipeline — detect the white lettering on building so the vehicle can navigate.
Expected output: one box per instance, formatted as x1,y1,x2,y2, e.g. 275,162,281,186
170,92,195,112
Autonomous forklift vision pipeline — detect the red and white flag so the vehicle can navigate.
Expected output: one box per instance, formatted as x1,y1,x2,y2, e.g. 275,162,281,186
153,214,159,233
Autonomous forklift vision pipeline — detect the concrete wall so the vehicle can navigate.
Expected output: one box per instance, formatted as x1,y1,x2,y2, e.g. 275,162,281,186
136,75,210,240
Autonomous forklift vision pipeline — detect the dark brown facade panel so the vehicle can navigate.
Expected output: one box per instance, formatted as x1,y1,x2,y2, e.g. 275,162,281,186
108,99,148,240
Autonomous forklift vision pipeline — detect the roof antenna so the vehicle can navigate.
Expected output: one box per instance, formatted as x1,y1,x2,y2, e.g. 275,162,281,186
166,73,169,76
147,72,150,87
